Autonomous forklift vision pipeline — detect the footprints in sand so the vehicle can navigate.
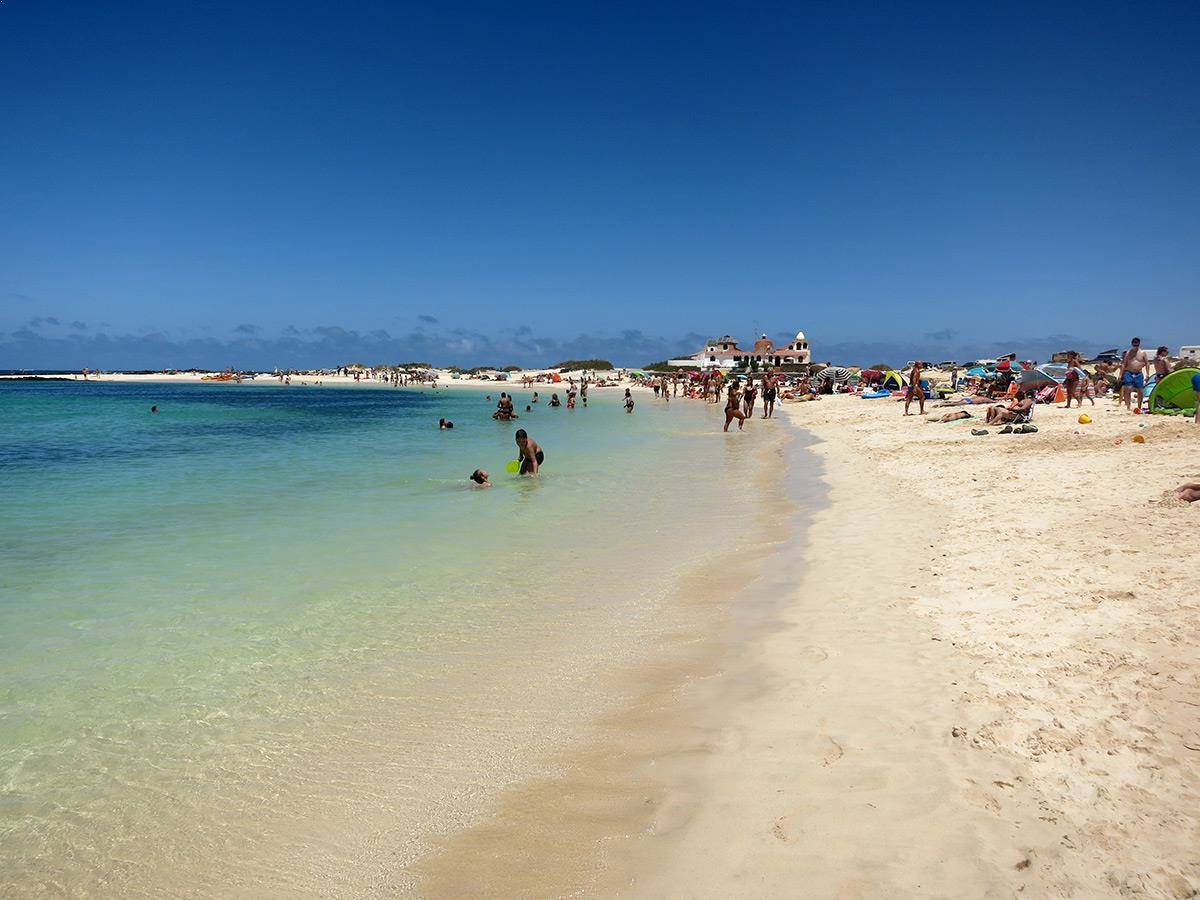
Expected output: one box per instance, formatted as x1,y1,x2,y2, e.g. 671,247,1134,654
800,646,829,664
772,817,790,842
818,734,845,767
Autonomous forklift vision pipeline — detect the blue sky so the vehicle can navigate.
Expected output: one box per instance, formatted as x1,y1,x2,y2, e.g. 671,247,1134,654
2,0,1197,368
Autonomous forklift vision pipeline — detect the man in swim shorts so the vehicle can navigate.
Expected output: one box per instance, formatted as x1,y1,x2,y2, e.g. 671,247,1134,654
762,373,777,418
514,429,544,475
1118,337,1150,411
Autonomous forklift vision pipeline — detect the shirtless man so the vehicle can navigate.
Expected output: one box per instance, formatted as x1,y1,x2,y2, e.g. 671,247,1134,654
1117,337,1151,411
492,392,517,420
762,373,777,418
904,361,926,416
514,429,544,476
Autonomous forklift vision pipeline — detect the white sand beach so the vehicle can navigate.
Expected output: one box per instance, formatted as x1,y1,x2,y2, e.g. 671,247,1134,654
625,396,1199,898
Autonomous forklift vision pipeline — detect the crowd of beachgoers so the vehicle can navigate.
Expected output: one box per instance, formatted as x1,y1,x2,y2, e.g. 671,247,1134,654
16,337,1199,501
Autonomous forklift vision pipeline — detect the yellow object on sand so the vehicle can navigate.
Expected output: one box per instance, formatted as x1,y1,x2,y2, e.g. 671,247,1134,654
1132,434,1145,444
1078,414,1092,424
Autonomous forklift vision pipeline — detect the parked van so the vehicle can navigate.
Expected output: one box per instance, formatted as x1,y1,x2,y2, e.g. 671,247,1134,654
1180,345,1200,363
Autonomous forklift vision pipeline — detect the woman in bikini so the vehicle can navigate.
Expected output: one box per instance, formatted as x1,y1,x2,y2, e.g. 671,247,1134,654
724,380,745,432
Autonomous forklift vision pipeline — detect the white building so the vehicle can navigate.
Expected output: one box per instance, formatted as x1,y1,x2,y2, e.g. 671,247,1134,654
669,331,812,369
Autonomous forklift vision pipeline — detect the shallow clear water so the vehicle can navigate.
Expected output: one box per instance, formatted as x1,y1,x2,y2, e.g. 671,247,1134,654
0,380,784,894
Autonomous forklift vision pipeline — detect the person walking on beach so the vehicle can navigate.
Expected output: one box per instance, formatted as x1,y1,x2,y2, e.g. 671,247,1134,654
904,361,926,416
724,379,745,431
742,377,757,417
514,429,544,475
1061,352,1084,408
1118,337,1150,411
762,372,777,418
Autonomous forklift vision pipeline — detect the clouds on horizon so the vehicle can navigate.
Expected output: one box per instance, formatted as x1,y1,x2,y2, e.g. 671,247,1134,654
0,321,706,370
0,320,1117,371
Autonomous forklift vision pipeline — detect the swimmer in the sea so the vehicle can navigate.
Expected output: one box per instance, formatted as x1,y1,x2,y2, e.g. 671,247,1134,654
469,469,491,487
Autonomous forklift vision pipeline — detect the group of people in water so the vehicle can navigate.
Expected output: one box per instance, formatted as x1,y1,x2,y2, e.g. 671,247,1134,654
465,371,780,486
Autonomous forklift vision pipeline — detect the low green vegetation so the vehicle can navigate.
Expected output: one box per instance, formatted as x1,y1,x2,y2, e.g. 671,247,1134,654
554,358,614,371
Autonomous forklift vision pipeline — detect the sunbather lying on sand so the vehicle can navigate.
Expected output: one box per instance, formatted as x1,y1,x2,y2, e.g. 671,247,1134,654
926,410,973,423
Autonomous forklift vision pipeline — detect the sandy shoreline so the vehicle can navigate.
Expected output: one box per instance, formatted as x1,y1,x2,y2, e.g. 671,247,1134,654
407,392,1197,897
630,395,1199,897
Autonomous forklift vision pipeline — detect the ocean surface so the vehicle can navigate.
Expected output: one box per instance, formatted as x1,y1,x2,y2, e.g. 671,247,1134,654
0,379,787,895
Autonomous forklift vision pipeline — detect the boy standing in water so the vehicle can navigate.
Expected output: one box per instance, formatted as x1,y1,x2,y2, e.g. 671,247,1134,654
514,429,544,476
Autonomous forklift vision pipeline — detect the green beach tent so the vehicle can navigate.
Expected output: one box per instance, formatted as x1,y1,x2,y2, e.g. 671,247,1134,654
881,370,908,391
1147,368,1199,415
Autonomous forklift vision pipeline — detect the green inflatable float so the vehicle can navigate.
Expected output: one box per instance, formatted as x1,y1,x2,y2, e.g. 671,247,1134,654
1147,367,1199,415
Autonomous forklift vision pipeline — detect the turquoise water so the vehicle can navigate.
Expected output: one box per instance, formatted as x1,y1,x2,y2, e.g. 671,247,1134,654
0,379,785,894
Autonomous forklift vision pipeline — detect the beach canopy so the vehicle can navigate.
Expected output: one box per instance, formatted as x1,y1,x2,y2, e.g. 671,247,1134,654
1017,365,1068,390
881,370,908,390
1147,367,1199,415
816,366,853,384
